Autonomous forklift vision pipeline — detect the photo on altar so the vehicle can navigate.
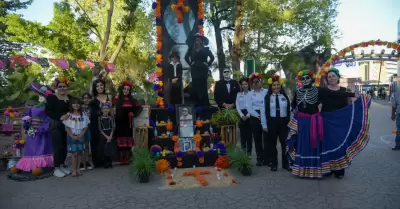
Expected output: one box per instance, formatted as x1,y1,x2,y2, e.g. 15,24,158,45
176,104,195,138
179,138,195,152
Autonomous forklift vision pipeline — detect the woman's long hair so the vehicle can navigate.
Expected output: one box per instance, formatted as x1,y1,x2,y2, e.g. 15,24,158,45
68,97,83,117
92,79,106,97
239,77,250,92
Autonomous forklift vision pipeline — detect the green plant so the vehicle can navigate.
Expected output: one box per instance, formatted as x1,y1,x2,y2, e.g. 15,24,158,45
131,148,155,178
228,147,252,173
211,108,240,126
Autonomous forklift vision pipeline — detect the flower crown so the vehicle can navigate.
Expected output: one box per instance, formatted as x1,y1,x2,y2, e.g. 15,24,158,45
267,75,284,85
39,86,53,96
297,70,315,80
55,75,70,87
100,101,112,108
249,72,262,82
121,81,132,87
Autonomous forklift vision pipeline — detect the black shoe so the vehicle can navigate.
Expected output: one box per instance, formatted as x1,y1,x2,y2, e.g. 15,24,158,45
256,161,263,167
263,161,272,166
336,175,344,179
282,165,292,172
79,163,85,171
271,166,277,171
392,147,400,150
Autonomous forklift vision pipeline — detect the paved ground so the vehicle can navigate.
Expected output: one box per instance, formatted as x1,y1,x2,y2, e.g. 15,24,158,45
1,101,400,209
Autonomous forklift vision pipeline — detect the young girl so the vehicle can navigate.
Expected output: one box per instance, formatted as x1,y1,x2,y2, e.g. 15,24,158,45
63,98,90,177
80,93,93,170
98,102,116,169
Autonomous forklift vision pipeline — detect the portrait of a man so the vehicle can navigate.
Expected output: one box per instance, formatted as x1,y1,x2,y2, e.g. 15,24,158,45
176,105,195,138
180,107,193,120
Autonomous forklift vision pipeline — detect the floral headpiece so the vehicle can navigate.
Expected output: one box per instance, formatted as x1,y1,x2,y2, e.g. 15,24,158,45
30,82,54,98
297,70,315,80
249,72,262,83
54,75,70,87
120,81,132,87
100,101,112,109
267,75,285,85
39,86,53,97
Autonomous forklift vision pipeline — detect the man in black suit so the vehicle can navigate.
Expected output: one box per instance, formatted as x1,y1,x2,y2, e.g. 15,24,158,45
214,68,240,108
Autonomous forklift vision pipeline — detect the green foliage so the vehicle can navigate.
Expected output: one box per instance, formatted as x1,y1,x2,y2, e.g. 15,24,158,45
227,147,252,173
211,108,240,126
68,68,93,97
130,148,155,179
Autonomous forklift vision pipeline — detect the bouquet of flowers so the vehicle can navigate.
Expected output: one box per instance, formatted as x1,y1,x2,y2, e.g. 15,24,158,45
3,106,19,123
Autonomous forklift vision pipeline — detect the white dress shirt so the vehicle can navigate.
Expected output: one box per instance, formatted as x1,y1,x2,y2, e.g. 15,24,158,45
246,88,268,118
236,91,250,117
261,93,288,129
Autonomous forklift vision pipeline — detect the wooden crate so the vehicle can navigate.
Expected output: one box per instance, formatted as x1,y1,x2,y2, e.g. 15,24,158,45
134,127,149,149
220,125,237,146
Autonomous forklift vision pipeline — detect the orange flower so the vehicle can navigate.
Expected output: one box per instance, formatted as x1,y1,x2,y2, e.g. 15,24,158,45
195,120,203,128
232,178,238,184
223,172,228,177
177,161,183,167
172,135,179,142
174,147,179,153
193,134,201,143
156,42,162,50
392,130,397,134
177,157,182,161
199,157,204,164
166,123,173,131
156,159,170,174
156,72,163,77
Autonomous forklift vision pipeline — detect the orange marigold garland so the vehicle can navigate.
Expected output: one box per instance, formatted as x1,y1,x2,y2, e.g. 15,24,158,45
193,134,202,152
184,169,210,186
171,0,190,24
172,135,179,153
156,159,170,174
195,119,203,128
152,0,164,108
197,0,204,35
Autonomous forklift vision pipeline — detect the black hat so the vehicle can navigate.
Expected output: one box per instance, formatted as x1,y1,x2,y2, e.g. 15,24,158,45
187,33,210,46
169,51,180,59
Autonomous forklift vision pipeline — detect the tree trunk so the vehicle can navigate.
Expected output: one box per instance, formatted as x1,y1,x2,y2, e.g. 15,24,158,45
99,0,115,62
231,0,244,73
214,24,226,80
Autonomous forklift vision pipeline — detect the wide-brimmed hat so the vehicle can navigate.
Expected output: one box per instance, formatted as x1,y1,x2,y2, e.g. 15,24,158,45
30,82,54,98
169,51,180,60
187,33,209,46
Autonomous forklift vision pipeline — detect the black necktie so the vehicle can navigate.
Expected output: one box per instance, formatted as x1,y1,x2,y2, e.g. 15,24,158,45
275,94,280,118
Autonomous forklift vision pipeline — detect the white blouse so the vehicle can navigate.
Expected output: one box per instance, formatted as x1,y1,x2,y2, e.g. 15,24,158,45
63,113,90,135
235,91,250,117
246,88,268,118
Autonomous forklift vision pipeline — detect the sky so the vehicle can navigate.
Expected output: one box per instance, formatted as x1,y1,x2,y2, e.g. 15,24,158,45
15,0,400,78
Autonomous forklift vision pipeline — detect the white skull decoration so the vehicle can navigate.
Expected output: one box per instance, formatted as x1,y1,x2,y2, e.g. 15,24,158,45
301,75,313,86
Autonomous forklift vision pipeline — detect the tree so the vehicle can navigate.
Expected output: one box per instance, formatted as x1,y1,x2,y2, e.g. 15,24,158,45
205,0,235,79
0,0,33,56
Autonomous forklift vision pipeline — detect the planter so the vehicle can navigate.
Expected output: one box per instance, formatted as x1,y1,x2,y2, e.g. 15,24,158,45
239,167,252,176
139,173,150,183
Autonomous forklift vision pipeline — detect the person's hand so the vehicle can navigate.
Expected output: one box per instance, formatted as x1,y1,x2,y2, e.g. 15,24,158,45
241,116,248,121
73,136,79,140
391,114,396,121
263,128,268,132
257,116,261,120
60,114,68,121
222,103,228,108
228,104,234,109
292,109,298,115
172,78,178,84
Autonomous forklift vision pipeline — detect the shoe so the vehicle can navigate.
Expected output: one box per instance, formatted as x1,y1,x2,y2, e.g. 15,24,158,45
282,165,292,172
271,166,277,171
53,168,66,178
392,147,400,150
79,163,86,171
60,165,72,175
336,175,344,179
263,161,272,167
85,162,93,170
256,161,263,167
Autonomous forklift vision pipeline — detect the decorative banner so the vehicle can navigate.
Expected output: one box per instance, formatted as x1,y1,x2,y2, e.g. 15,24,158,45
0,56,115,72
171,0,190,24
152,0,165,108
316,40,400,86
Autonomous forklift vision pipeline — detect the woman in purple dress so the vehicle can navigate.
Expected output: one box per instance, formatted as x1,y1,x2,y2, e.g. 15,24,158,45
16,83,54,174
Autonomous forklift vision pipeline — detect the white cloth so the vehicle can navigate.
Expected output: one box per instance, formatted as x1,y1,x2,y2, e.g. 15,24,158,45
236,91,250,117
62,113,90,135
170,62,178,77
246,88,268,118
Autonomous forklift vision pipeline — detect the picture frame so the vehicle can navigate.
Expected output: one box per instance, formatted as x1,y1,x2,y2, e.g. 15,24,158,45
178,138,195,152
176,104,195,138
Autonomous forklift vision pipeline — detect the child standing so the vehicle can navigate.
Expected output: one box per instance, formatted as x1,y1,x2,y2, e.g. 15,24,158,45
80,93,94,170
63,98,90,177
98,102,116,169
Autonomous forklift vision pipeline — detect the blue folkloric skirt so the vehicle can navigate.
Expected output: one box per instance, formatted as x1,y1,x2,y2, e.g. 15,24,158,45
286,95,371,178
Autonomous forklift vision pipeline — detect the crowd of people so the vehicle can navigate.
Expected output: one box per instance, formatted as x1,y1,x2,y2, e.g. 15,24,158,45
218,68,371,179
15,77,142,178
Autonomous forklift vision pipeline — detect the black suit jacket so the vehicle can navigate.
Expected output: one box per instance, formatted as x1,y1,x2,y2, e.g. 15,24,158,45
165,63,183,85
214,79,240,108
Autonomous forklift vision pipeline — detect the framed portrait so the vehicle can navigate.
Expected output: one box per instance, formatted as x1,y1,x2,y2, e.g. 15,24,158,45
179,138,195,152
176,104,195,138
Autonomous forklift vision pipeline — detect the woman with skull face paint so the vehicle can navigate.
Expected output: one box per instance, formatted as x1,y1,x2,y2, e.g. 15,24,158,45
89,79,113,168
246,73,268,166
261,75,291,172
286,70,363,179
113,81,143,164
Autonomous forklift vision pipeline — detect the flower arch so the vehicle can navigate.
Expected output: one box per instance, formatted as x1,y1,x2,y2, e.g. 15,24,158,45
315,40,400,86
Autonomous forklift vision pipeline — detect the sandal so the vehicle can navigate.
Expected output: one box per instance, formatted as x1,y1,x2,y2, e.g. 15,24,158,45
71,172,78,177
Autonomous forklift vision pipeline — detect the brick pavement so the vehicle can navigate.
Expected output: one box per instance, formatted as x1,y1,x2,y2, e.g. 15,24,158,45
1,102,400,209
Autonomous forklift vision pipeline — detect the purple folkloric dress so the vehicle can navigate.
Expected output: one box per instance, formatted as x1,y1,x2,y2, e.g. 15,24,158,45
16,106,54,171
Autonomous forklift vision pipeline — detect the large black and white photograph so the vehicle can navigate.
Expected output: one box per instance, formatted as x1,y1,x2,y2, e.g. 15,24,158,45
176,104,195,138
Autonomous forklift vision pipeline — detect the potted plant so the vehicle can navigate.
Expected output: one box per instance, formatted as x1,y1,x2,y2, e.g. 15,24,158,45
131,148,154,183
228,147,252,176
211,108,240,126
